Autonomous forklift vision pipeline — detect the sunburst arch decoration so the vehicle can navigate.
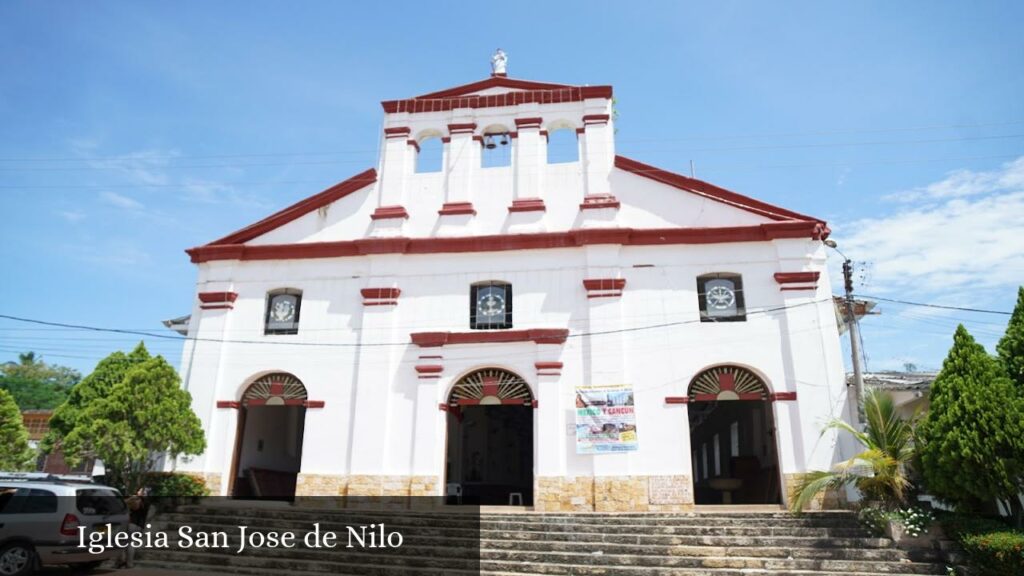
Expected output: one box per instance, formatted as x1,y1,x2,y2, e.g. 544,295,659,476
242,372,308,406
688,365,769,402
448,368,533,406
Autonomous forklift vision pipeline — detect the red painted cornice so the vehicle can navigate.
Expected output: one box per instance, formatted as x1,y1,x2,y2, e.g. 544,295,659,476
508,198,546,213
774,272,821,285
411,328,569,348
583,279,626,291
186,221,828,263
370,205,409,220
198,291,238,310
206,169,377,246
438,202,477,216
614,156,828,228
382,84,613,114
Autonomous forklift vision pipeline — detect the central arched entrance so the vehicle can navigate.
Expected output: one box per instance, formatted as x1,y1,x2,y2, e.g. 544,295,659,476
687,366,781,505
229,373,307,500
444,368,534,506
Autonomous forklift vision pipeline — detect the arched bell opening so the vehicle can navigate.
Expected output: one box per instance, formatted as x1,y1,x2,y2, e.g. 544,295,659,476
229,372,308,500
687,365,782,505
444,368,534,506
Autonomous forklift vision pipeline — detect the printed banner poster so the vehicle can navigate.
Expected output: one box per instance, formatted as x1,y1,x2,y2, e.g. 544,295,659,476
575,383,638,453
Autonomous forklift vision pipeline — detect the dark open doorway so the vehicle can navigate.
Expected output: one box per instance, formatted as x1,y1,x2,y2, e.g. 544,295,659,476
444,368,534,506
688,366,781,505
229,373,308,500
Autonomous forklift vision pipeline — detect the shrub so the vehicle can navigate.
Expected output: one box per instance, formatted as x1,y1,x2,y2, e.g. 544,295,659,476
144,472,209,498
959,530,1024,575
939,512,1024,576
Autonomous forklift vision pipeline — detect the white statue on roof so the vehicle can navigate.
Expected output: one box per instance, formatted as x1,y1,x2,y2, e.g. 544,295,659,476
491,49,508,75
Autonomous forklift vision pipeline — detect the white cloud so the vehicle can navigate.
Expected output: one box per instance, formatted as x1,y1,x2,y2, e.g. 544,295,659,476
89,149,178,186
836,157,1024,297
99,191,144,210
59,210,86,223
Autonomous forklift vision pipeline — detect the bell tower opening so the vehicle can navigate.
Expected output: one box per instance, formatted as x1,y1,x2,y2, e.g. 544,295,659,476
444,368,534,506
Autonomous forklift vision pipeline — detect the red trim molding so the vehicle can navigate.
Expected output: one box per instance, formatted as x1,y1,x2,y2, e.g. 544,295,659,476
384,126,411,138
407,139,420,152
774,271,820,291
583,278,626,299
664,396,690,405
535,361,563,376
582,114,610,125
514,117,543,129
579,194,621,210
382,82,613,114
415,365,443,379
370,205,409,220
439,202,477,216
217,400,241,409
199,291,238,310
411,328,569,348
361,287,400,306
208,169,376,245
508,198,546,213
447,123,477,134
188,221,828,263
770,392,798,402
304,400,326,409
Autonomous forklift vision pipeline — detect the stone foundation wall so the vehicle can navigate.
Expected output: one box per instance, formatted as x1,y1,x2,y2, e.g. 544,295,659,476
536,475,694,512
295,473,347,497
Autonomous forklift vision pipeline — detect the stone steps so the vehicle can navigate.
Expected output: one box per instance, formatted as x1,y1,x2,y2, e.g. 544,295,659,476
136,507,951,575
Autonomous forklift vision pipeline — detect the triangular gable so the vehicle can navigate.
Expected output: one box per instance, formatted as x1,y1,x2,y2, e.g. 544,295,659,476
613,156,825,224
413,76,577,99
205,168,376,246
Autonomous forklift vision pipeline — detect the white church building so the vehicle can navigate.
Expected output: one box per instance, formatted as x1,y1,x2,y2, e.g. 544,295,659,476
173,54,850,511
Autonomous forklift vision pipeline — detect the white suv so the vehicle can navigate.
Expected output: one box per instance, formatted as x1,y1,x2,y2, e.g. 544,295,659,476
0,474,129,575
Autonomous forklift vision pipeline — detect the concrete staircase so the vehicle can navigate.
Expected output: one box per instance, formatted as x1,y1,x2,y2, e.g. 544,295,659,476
137,505,952,575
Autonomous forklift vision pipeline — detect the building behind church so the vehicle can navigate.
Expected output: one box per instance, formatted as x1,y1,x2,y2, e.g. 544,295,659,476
172,56,850,511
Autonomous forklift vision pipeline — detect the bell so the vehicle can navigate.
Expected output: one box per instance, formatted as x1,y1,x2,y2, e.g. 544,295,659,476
500,134,509,146
484,135,497,150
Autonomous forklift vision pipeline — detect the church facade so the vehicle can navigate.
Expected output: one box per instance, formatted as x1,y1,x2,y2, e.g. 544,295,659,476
173,61,850,511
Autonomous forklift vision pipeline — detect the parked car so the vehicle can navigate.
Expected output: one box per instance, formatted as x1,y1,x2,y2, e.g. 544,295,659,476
0,473,128,575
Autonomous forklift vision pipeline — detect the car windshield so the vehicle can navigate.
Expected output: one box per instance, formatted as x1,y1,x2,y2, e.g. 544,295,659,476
76,488,126,515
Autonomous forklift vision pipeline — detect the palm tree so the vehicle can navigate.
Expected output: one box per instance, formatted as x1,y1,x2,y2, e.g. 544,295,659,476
791,389,916,512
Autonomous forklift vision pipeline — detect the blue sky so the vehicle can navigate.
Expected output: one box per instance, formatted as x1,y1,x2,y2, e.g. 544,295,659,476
1,1,1022,376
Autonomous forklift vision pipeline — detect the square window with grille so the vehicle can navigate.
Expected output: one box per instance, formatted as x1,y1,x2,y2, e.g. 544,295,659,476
265,290,302,335
470,282,512,329
697,274,746,322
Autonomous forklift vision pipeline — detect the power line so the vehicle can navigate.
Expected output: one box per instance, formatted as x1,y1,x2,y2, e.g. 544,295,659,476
860,295,1012,315
0,299,831,350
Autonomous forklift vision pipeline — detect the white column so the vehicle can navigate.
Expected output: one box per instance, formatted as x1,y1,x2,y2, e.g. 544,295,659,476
444,122,478,205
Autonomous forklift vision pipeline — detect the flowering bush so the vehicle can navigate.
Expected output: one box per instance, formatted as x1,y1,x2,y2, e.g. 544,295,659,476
858,506,934,538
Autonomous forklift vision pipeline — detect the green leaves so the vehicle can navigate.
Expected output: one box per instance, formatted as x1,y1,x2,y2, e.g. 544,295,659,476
997,286,1024,390
0,388,35,471
0,351,81,410
792,389,917,512
49,344,206,494
918,324,1024,514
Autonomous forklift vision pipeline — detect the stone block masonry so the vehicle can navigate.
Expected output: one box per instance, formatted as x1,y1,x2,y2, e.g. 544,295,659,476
535,475,694,512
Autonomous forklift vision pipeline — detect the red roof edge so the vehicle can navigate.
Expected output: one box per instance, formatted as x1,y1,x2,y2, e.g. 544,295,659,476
202,168,377,246
412,76,577,100
613,156,826,225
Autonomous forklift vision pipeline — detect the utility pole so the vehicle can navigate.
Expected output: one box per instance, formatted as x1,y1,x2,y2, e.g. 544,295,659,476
842,257,866,425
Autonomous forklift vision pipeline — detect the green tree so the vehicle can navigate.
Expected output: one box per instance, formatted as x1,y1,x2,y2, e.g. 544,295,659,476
0,388,36,471
918,325,1024,526
791,389,916,512
0,351,81,409
60,355,206,495
43,343,151,453
996,286,1024,389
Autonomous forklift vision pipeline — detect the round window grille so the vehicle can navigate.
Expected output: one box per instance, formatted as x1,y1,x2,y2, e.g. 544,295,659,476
688,366,768,402
242,372,307,406
448,368,532,406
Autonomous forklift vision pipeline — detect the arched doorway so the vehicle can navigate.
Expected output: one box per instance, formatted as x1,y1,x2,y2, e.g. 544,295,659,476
229,373,307,500
444,368,534,506
687,366,781,505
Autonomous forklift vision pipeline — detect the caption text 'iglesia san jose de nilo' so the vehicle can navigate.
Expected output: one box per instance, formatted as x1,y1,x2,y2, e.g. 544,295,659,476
172,54,850,512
